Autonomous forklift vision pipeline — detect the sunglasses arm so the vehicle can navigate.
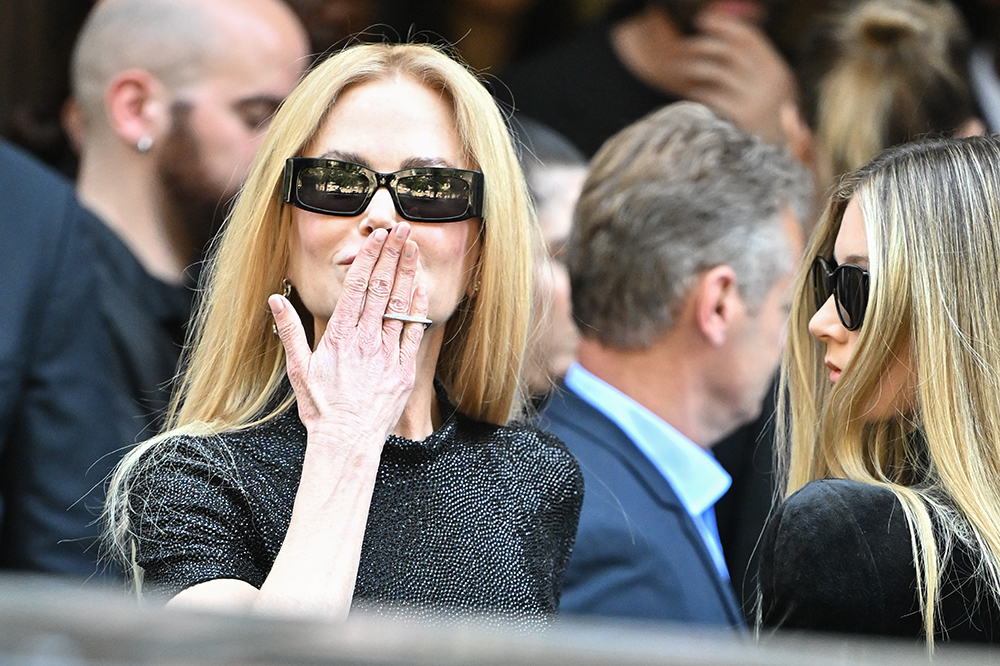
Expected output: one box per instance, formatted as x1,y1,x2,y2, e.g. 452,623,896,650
281,158,295,204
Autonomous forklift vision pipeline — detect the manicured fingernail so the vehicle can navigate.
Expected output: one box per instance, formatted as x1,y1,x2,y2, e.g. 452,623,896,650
268,294,285,314
373,228,388,243
404,241,416,258
394,223,410,239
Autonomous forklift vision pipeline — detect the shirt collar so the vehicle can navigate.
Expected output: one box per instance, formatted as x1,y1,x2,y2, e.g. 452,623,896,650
564,363,731,516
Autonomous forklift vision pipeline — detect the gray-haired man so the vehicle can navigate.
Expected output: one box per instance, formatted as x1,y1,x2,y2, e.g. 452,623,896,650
537,102,812,627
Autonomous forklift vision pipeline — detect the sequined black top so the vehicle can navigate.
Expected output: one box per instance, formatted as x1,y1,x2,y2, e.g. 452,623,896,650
128,396,584,621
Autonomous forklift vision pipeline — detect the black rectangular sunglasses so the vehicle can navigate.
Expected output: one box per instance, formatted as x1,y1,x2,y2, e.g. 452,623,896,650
282,158,485,223
811,256,870,331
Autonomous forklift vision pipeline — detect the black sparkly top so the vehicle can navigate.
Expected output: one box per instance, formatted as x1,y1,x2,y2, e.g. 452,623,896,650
128,394,584,622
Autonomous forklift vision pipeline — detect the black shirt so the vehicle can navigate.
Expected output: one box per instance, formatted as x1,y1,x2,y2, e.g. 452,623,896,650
127,396,584,623
83,215,193,441
760,478,1000,642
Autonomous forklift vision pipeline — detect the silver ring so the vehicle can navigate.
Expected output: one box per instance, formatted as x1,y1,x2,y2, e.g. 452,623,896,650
382,313,433,325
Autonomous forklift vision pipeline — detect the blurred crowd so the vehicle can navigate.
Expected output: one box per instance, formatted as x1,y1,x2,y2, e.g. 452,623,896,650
7,0,996,176
3,0,1000,649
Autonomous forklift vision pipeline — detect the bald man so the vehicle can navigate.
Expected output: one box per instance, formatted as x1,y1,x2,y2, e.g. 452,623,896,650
0,0,307,579
73,0,308,286
74,0,306,426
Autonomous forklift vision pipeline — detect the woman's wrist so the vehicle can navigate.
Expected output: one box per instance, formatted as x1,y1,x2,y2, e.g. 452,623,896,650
301,427,385,475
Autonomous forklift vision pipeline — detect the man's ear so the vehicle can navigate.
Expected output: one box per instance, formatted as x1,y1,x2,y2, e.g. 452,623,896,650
105,69,171,148
693,265,741,347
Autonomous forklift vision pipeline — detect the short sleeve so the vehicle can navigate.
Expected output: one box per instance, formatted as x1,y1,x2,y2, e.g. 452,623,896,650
758,479,919,637
128,437,265,598
532,429,585,604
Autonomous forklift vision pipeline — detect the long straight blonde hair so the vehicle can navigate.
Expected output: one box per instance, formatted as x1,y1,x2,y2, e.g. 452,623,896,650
779,136,1000,647
104,43,536,577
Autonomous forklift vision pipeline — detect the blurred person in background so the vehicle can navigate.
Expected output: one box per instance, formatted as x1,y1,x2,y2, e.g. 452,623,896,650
953,0,1000,132
0,138,122,578
537,102,811,627
381,0,581,72
502,8,806,592
516,118,588,403
283,0,380,56
0,0,97,175
787,0,983,191
498,0,799,157
0,0,308,579
70,0,307,437
280,0,581,72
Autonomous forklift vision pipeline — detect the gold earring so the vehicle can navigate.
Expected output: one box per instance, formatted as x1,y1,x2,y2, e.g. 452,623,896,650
273,279,293,336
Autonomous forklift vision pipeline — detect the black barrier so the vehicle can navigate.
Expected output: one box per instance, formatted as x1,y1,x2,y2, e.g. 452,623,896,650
0,574,994,665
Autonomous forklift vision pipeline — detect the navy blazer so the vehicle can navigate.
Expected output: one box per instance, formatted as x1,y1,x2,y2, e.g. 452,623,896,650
536,382,744,629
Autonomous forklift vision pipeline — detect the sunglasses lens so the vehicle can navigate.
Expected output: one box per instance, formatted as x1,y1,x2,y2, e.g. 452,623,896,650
835,266,868,330
296,166,372,215
812,257,833,311
395,173,473,221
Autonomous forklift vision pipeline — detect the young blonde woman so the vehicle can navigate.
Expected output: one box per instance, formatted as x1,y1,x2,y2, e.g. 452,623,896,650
759,136,1000,644
103,43,583,621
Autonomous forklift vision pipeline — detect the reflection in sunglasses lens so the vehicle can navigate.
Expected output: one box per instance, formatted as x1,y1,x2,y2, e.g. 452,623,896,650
397,175,471,219
835,266,866,330
812,257,833,310
298,166,370,214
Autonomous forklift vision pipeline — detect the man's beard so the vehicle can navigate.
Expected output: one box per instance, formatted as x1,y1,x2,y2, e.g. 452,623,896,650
156,102,238,266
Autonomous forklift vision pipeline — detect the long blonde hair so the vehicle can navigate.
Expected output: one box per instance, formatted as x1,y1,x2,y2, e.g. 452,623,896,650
778,136,1000,646
105,43,535,577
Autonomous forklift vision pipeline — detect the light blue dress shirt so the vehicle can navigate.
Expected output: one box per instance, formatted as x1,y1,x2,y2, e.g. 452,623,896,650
564,363,732,580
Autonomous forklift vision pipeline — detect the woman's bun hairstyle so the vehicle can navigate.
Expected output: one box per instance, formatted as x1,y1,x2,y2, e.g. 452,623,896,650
797,0,973,186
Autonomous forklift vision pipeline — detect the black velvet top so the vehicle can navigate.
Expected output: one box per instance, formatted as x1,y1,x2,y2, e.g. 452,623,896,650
759,479,1000,642
128,395,584,624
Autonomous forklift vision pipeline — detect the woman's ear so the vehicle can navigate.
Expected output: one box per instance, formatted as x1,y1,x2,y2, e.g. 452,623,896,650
104,69,171,150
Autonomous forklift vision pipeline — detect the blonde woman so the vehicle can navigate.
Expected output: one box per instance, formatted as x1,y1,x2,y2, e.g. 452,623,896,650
759,136,1000,644
104,43,583,620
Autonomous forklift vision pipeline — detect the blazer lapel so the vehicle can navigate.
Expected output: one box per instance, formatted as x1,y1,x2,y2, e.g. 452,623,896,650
542,384,683,509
